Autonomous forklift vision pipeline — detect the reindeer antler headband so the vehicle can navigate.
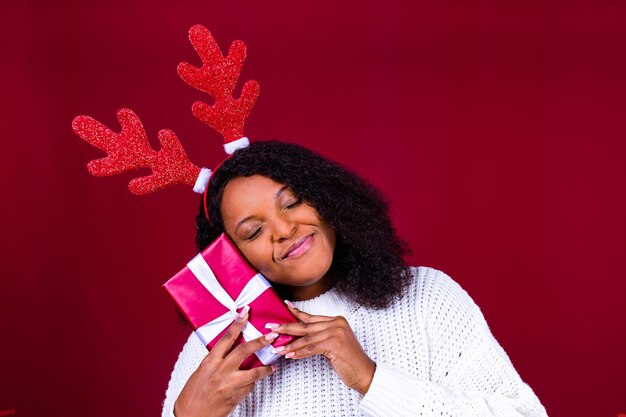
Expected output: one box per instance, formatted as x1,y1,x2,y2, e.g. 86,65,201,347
72,25,259,220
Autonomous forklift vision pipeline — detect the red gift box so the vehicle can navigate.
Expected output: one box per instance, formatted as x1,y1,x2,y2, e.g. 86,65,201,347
163,233,298,369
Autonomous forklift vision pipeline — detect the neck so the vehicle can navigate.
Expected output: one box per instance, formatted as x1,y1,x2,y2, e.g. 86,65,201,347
282,269,337,301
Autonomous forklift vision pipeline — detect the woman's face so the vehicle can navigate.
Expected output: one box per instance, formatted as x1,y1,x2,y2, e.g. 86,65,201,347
220,175,337,300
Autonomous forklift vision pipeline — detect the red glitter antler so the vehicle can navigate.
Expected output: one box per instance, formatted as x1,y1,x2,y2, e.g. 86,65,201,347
177,25,259,152
72,108,202,195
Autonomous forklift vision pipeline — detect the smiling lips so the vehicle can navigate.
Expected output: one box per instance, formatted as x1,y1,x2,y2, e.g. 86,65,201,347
282,234,314,260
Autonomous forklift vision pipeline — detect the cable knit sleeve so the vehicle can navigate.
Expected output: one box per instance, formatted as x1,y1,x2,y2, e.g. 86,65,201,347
161,332,209,417
359,268,548,417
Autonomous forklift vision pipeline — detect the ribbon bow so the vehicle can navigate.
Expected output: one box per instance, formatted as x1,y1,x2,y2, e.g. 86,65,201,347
186,254,279,365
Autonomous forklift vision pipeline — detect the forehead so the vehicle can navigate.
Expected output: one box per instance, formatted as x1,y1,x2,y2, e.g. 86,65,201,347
220,175,288,224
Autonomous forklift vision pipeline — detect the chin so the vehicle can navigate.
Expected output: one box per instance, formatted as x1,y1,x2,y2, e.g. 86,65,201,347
287,255,334,286
266,249,333,287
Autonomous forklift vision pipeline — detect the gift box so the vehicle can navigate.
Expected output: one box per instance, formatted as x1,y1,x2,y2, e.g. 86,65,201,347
163,233,298,369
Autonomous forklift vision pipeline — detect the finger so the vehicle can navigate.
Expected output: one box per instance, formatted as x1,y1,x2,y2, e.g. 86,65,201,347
274,331,328,359
284,301,312,322
230,377,264,402
234,382,255,400
266,320,330,336
284,300,315,323
284,300,334,324
239,364,276,385
226,331,280,366
210,306,251,359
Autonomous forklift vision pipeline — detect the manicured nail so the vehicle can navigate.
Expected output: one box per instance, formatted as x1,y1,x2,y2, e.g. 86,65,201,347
285,352,295,359
284,300,295,308
272,346,285,354
265,323,279,330
265,332,279,341
271,364,277,372
238,305,250,319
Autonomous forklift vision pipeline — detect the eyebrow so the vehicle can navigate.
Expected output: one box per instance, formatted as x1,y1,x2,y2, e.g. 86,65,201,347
234,185,290,235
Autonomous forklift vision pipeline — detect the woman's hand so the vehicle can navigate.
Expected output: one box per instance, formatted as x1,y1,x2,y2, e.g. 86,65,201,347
174,307,278,417
266,303,376,395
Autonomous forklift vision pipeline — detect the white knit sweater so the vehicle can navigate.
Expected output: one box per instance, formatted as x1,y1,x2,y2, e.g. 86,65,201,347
162,267,548,417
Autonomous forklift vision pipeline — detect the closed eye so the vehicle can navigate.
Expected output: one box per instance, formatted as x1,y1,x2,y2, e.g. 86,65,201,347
247,226,263,240
285,197,302,209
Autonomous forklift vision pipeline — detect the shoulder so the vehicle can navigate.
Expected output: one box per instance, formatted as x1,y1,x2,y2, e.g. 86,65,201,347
173,332,208,371
408,265,461,289
405,266,464,302
407,266,475,301
379,266,464,317
406,266,487,327
162,332,208,413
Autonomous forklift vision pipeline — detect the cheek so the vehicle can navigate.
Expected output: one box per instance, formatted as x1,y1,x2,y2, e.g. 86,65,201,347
254,259,276,277
316,217,336,253
241,242,277,276
315,234,335,268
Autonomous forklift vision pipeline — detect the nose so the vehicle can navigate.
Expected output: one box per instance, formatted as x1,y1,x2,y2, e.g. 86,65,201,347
271,215,296,243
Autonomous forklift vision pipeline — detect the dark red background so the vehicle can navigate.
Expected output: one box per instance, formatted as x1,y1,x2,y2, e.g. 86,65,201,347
2,1,625,416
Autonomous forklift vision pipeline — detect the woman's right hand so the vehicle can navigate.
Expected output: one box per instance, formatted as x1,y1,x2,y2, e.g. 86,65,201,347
174,306,278,417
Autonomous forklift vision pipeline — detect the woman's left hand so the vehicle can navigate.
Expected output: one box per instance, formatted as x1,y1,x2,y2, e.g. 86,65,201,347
266,303,376,395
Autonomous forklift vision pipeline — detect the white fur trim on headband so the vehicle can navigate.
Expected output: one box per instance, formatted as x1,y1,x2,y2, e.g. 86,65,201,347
193,167,213,194
224,137,250,154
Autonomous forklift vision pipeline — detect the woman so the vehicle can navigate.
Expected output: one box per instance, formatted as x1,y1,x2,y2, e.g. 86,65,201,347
162,141,548,417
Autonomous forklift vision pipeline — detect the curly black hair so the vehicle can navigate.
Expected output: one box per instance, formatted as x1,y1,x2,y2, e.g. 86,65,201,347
196,141,412,309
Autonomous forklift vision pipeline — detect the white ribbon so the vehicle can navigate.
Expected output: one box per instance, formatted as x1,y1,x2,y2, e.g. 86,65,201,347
187,253,281,365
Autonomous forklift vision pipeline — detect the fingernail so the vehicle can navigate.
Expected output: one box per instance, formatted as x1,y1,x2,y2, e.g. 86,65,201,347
265,323,279,330
272,346,285,354
238,305,250,319
265,332,279,341
271,364,277,372
284,300,295,308
285,352,295,359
